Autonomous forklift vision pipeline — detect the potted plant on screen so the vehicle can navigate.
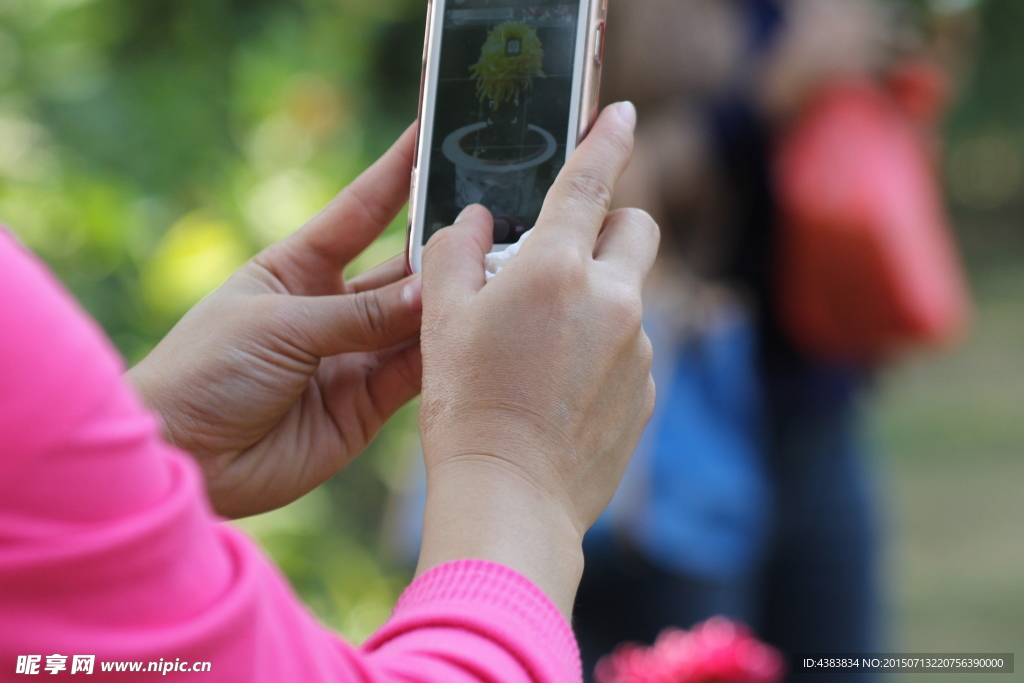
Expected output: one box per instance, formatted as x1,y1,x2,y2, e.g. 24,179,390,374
443,21,557,221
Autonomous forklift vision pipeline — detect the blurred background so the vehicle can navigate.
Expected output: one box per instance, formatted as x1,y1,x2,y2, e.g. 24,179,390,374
0,0,1020,673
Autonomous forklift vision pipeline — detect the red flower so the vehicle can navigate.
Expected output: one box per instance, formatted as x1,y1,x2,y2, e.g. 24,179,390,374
594,618,784,683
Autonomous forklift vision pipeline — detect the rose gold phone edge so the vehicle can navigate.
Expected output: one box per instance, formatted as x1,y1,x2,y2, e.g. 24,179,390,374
405,0,609,275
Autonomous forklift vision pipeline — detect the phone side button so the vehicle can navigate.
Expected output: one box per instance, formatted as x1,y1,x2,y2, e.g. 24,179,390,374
408,172,418,218
594,22,605,65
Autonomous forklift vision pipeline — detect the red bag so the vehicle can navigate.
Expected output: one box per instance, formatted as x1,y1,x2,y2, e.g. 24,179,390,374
775,63,971,363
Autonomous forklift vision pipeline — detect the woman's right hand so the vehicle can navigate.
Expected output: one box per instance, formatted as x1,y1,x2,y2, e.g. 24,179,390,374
416,103,659,618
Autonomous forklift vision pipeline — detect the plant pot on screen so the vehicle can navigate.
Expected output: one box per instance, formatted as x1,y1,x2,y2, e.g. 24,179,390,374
444,21,556,218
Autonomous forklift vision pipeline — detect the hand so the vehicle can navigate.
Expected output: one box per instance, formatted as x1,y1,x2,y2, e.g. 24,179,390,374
415,103,659,616
129,127,423,519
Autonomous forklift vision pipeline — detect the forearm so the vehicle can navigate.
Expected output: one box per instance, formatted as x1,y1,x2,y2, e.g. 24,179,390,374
416,459,585,620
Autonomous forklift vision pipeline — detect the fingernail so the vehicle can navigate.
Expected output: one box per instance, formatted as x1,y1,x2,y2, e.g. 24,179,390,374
616,101,637,131
402,275,423,312
456,204,482,223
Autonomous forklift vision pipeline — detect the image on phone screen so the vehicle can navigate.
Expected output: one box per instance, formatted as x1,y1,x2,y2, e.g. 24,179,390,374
422,0,583,247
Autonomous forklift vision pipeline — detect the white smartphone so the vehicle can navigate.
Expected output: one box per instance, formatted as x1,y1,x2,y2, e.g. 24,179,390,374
406,0,608,273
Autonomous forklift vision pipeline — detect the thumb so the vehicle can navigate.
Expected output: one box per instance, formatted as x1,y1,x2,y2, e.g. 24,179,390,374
421,205,494,314
282,275,423,358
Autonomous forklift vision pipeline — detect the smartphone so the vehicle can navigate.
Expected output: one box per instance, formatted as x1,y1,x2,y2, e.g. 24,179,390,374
406,0,608,273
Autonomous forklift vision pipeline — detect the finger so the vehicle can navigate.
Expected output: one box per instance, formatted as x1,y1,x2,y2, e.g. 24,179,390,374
421,205,494,314
292,124,416,265
260,125,417,294
364,342,423,426
285,274,423,358
593,209,661,287
347,254,408,294
530,103,637,256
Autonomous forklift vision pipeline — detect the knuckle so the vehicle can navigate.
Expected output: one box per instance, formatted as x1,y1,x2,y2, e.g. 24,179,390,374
529,249,588,293
553,254,589,288
542,245,584,273
353,290,389,341
340,183,391,229
640,334,655,373
610,208,660,252
624,208,660,238
602,283,644,333
563,167,613,213
644,375,657,419
244,295,315,353
421,228,457,268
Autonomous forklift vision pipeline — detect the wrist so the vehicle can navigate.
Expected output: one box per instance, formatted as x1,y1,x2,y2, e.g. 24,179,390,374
417,456,585,620
126,362,173,438
126,361,202,465
126,362,164,430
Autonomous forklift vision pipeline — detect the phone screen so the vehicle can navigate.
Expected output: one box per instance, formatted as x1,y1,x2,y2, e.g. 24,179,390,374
421,0,583,247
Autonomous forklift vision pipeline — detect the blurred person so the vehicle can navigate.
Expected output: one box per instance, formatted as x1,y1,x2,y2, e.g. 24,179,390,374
1,81,662,683
572,1,969,680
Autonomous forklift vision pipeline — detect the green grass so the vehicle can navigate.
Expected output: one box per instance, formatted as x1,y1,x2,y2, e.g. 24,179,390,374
874,266,1024,680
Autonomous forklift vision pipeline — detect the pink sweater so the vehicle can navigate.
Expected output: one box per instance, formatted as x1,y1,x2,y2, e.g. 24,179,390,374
0,230,581,682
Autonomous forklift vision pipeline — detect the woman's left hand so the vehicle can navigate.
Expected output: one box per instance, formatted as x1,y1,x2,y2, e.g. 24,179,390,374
129,127,423,519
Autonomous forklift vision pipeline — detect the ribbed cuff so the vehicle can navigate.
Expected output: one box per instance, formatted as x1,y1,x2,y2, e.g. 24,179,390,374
367,559,582,682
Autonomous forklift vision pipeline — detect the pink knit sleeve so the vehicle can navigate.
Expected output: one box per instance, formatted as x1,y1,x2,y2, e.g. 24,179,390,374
0,230,581,683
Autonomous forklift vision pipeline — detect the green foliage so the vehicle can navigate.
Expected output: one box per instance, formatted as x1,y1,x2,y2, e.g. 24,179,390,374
0,0,427,356
940,0,1024,266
